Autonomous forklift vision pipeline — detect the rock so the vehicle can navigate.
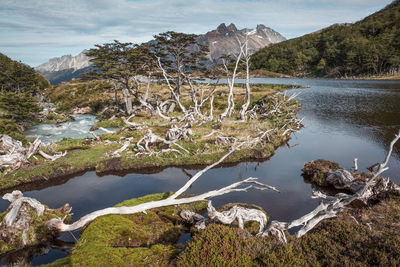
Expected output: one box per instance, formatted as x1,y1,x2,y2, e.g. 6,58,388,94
72,106,92,114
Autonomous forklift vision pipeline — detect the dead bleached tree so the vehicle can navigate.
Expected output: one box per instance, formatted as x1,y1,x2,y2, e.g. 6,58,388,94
41,140,277,232
239,36,252,121
157,56,219,124
218,39,246,122
157,56,188,115
0,130,283,245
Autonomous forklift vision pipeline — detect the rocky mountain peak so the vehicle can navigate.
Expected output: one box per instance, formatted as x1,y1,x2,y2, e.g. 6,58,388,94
199,23,286,62
227,23,238,32
213,23,239,37
216,23,228,35
35,50,92,73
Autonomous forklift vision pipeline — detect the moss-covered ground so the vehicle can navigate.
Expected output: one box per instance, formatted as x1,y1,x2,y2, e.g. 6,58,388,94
41,193,207,267
177,194,400,266
40,192,400,266
0,82,302,191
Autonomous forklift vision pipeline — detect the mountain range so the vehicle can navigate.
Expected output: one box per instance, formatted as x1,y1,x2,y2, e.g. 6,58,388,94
35,23,285,84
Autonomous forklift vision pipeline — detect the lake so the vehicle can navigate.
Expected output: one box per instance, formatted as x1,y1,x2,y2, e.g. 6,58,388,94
1,78,400,265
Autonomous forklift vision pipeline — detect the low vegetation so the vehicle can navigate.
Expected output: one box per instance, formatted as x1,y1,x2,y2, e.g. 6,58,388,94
177,195,400,266
43,193,207,267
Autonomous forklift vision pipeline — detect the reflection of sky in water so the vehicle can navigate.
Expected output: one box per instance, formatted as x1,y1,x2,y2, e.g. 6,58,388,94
2,78,400,265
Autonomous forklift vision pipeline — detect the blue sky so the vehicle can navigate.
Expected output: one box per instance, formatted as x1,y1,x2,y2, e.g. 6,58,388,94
0,0,394,67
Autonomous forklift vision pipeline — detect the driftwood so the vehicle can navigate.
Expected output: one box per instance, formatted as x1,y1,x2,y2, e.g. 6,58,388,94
122,116,141,128
89,131,100,141
1,191,45,246
99,127,116,134
180,200,271,235
215,136,237,146
38,150,67,161
207,201,268,235
180,130,400,244
165,124,193,142
107,139,132,157
0,135,67,171
0,190,71,250
1,137,275,238
136,129,189,155
261,129,400,243
180,210,207,230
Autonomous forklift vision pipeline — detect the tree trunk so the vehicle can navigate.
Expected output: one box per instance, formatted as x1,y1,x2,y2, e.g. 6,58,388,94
122,88,133,115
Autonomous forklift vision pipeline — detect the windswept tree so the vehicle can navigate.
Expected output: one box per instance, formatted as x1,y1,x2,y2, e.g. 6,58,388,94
154,31,209,112
86,41,155,114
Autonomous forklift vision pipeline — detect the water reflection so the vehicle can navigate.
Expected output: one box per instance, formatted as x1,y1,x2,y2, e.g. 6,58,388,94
1,78,400,265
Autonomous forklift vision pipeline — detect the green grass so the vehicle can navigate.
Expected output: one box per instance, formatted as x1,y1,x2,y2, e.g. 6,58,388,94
90,118,124,130
42,113,74,124
42,193,207,267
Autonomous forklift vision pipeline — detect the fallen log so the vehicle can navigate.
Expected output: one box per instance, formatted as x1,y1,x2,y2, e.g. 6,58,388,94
0,138,279,247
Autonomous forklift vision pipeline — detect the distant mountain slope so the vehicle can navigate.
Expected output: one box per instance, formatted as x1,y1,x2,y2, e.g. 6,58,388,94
0,53,50,141
35,50,91,73
36,24,285,84
197,23,285,62
35,50,93,85
0,53,49,94
37,66,93,85
250,0,400,77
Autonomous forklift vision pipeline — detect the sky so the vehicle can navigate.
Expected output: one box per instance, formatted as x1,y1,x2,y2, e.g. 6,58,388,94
0,0,394,67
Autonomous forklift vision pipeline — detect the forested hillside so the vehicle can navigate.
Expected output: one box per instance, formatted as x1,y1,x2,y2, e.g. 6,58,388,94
0,53,50,140
250,0,400,77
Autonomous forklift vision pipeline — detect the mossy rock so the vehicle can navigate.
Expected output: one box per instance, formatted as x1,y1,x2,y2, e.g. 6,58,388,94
61,193,207,266
302,159,340,186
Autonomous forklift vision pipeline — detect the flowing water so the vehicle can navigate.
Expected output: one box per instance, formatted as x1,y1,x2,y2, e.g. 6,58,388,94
24,114,98,143
1,78,400,265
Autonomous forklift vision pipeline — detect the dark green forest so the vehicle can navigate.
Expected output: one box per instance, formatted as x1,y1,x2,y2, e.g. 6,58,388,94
250,0,400,77
0,53,50,140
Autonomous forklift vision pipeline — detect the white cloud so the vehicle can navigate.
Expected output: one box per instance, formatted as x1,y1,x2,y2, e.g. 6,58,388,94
0,0,393,66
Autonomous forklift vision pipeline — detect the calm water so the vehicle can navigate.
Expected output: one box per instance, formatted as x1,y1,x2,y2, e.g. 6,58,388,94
1,78,400,265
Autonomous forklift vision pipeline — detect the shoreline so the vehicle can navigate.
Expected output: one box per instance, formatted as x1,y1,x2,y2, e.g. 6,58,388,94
0,83,303,193
0,134,292,194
